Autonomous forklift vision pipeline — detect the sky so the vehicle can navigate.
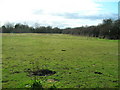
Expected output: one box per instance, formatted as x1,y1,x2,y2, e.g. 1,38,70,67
0,0,119,28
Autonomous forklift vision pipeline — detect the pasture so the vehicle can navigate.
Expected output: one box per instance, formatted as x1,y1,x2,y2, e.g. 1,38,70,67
2,33,118,88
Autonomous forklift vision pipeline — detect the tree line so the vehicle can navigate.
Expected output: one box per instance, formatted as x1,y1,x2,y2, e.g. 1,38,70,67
1,19,120,39
1,23,62,33
63,19,120,39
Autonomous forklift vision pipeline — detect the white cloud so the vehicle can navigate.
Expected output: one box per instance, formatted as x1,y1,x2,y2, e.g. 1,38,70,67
0,0,105,28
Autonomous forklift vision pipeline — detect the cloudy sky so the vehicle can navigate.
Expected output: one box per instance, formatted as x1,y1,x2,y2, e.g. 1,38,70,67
0,0,119,28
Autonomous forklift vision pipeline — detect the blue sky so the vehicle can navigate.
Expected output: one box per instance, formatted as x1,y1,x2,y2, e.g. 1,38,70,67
97,1,118,14
0,0,119,28
101,2,117,13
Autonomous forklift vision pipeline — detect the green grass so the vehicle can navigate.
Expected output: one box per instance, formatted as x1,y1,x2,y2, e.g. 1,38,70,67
2,33,119,88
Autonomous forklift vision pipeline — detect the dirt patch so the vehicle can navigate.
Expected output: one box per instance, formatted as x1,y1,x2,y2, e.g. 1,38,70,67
2,80,9,83
94,72,103,75
61,49,66,51
112,80,118,82
25,69,56,76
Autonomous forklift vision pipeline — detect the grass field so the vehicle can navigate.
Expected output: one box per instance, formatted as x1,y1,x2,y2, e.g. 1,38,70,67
2,33,118,88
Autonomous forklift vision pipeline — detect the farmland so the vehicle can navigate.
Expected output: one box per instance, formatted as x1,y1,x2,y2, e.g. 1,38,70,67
2,33,118,88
